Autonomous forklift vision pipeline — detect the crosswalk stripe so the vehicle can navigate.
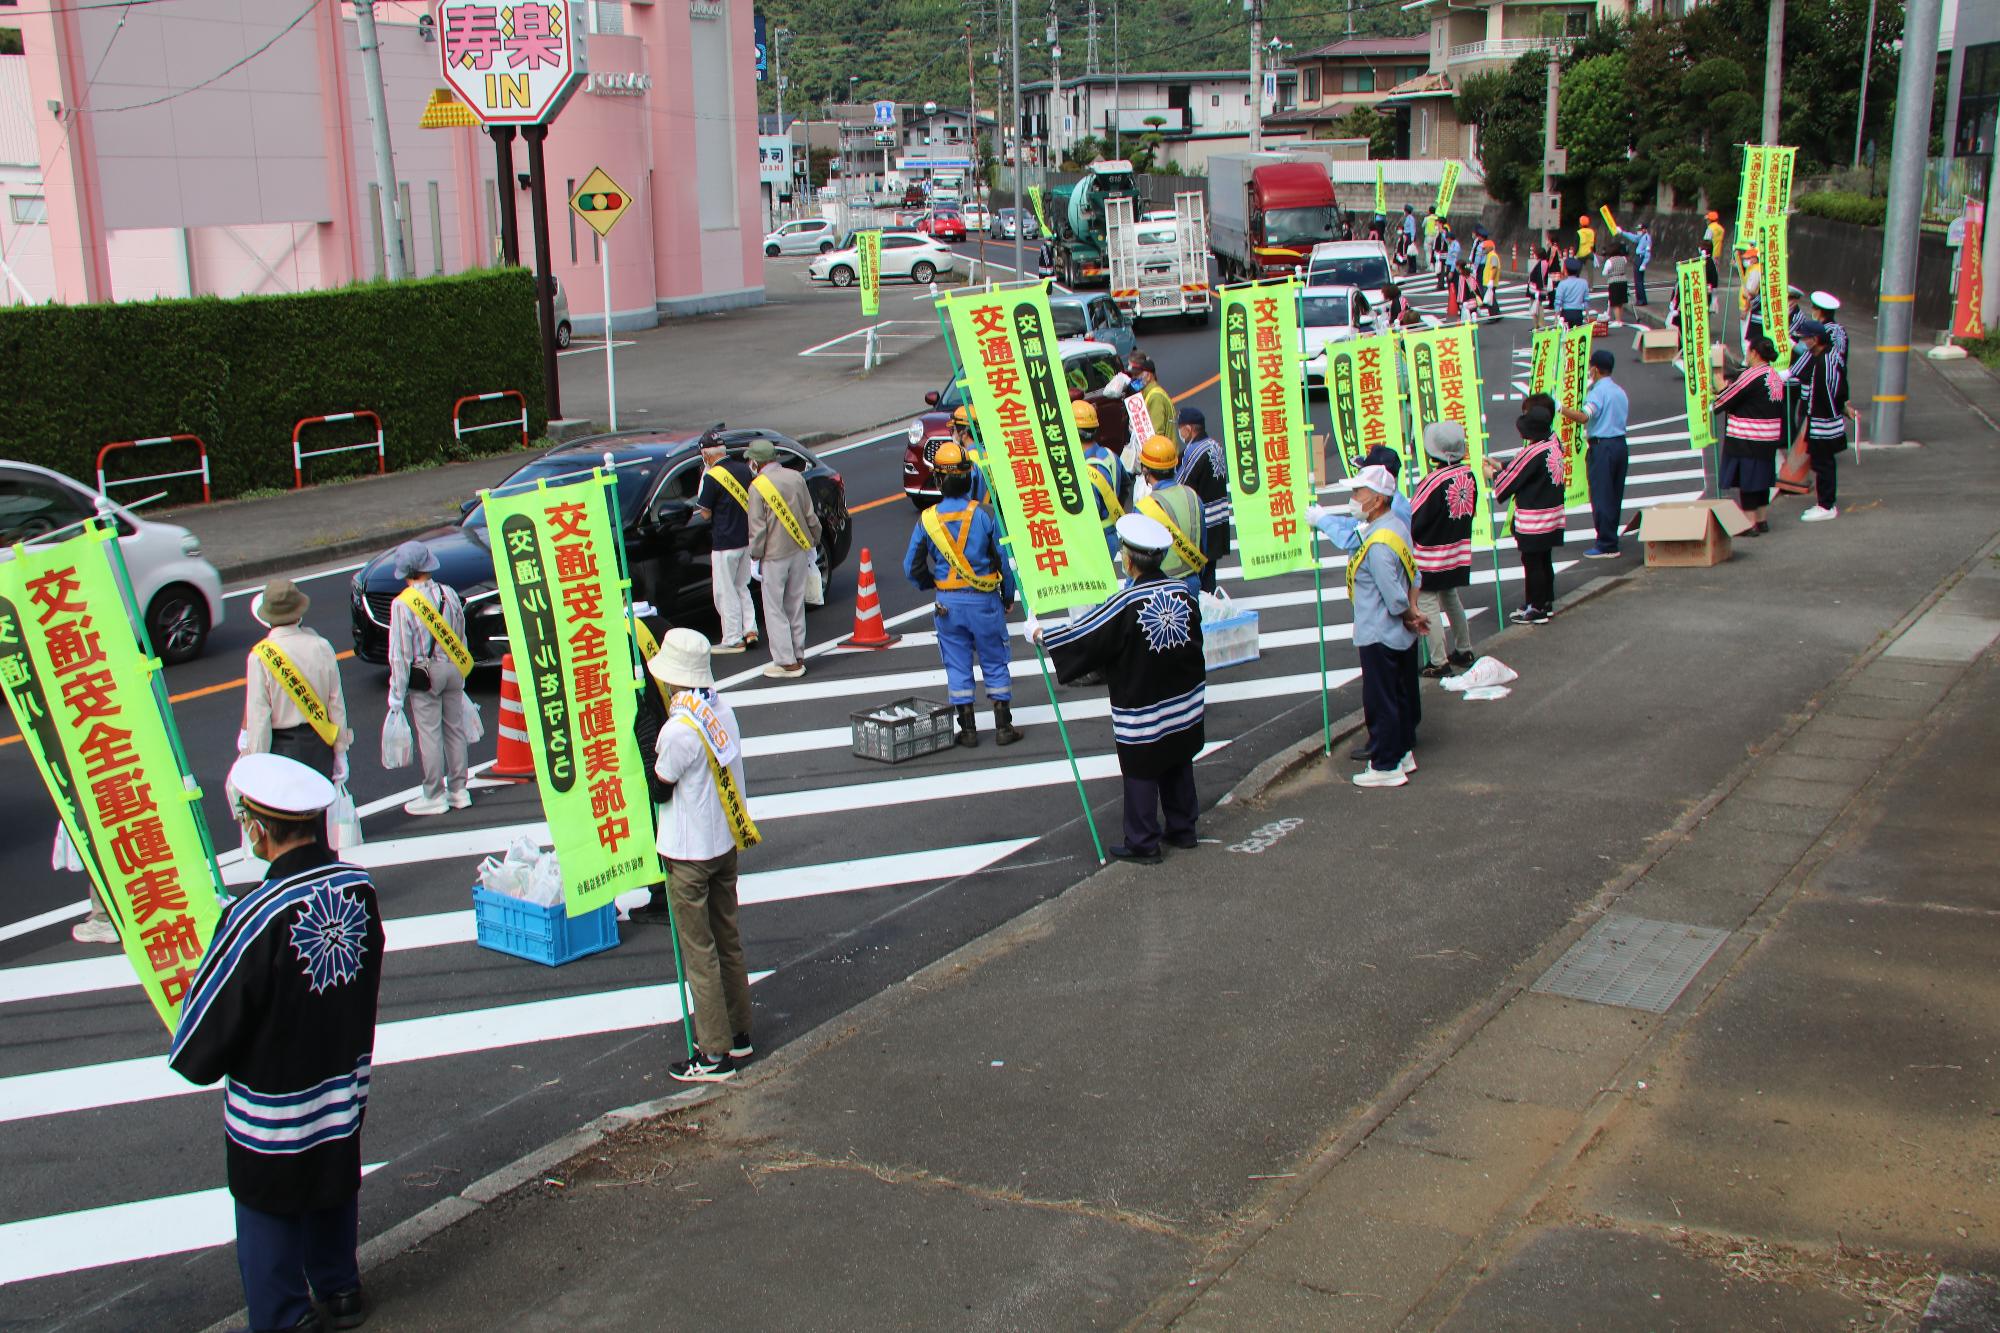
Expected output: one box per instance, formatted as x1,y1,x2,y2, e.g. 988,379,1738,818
0,974,771,1124
4,843,1036,1005
0,1164,386,1286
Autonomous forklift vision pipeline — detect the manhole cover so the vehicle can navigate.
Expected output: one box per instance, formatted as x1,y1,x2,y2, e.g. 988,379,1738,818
1531,914,1729,1013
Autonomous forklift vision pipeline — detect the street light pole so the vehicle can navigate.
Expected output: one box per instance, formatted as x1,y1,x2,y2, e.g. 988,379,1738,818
1853,0,1875,167
353,0,408,280
1248,0,1264,153
1870,0,1943,448
1011,0,1023,280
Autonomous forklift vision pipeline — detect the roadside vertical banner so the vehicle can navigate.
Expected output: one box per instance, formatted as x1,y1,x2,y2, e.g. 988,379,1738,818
1954,201,1986,339
1375,162,1386,216
1557,322,1592,507
0,526,222,1029
1764,147,1796,228
940,285,1121,611
1323,330,1405,480
1676,259,1717,450
1433,161,1461,219
857,229,881,318
1528,325,1561,399
483,472,658,917
1736,145,1771,247
1218,278,1316,579
1401,323,1493,549
1761,218,1791,371
1027,185,1049,235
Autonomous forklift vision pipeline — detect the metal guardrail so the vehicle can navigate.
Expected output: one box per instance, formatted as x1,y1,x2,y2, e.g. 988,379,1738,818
291,410,386,489
96,434,211,504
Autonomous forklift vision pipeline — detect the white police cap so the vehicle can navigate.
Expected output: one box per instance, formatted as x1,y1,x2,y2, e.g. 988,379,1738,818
228,752,336,819
1115,512,1173,555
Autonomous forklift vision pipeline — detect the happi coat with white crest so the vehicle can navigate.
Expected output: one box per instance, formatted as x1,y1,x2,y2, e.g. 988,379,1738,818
1044,575,1205,779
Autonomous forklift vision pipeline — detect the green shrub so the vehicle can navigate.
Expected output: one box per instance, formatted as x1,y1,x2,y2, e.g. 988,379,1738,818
1793,190,1888,227
0,268,547,501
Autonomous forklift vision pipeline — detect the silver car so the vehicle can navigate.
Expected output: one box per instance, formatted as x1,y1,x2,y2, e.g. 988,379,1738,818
809,233,962,287
763,217,837,256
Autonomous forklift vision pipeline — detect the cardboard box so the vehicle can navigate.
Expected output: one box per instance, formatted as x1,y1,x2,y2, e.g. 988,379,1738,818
1636,327,1680,363
1640,499,1754,568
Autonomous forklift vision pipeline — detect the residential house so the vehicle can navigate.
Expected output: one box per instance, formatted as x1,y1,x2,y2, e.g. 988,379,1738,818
1265,36,1429,141
1020,70,1304,173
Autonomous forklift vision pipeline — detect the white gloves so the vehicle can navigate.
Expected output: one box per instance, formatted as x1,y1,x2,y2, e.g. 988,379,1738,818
331,751,349,784
1305,503,1327,525
236,729,249,754
1023,616,1044,644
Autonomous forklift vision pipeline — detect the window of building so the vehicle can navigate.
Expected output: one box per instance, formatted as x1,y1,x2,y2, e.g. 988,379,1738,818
1243,93,1251,105
1212,94,1221,107
1956,42,2000,157
1340,68,1376,93
1396,65,1426,85
11,194,47,224
1564,10,1590,36
1301,68,1321,103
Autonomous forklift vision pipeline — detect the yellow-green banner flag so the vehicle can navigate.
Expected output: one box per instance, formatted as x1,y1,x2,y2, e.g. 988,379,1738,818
1027,185,1049,235
857,229,881,318
942,285,1121,612
483,473,658,917
1736,145,1771,249
0,525,221,1029
1761,218,1791,371
1676,259,1717,450
1402,323,1494,549
1528,325,1561,399
1375,162,1386,216
1558,322,1592,508
1434,161,1461,218
1322,330,1405,481
1219,278,1316,580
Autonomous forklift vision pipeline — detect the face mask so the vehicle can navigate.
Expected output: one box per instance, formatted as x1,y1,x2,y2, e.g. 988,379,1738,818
1347,498,1366,520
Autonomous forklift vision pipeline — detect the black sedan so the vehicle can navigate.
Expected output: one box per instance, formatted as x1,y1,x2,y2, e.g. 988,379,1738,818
350,428,852,666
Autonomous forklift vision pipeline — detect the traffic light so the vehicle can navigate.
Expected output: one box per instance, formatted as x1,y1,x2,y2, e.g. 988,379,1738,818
574,191,624,213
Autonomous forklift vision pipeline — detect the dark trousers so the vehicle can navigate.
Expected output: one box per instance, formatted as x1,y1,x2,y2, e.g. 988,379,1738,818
1522,549,1556,612
235,1194,359,1331
1634,264,1649,306
1586,435,1629,549
1122,760,1197,854
1356,641,1421,771
1812,451,1838,508
1200,523,1230,594
1560,307,1586,328
268,724,334,779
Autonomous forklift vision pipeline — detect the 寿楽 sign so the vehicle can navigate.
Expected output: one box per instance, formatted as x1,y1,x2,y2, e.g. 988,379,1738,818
436,0,582,127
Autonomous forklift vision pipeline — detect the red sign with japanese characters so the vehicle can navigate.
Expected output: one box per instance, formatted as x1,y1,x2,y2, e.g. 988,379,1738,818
437,0,582,127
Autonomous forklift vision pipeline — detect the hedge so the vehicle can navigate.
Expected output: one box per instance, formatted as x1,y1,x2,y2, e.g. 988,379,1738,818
0,268,548,502
1794,190,1888,228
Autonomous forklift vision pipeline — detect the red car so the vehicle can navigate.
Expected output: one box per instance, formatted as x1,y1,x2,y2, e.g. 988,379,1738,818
919,210,967,243
902,338,1131,507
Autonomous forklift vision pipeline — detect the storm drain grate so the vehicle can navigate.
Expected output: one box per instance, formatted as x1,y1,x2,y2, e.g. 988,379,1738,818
1531,914,1731,1013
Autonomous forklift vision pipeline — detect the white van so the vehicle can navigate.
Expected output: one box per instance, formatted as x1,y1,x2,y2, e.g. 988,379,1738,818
1305,239,1394,310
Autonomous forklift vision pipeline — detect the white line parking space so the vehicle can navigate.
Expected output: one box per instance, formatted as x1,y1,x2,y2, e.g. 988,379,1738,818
557,338,638,358
798,319,937,359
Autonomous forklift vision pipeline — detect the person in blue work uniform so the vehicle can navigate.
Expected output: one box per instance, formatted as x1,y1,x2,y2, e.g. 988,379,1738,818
1077,398,1126,557
1132,434,1207,595
1559,349,1630,558
1340,465,1428,789
1553,257,1592,328
903,439,1023,748
1616,220,1653,306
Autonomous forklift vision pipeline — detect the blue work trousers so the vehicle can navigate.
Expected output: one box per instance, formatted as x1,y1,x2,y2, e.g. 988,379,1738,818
235,1193,360,1331
1633,264,1649,306
934,589,1012,704
1586,435,1629,550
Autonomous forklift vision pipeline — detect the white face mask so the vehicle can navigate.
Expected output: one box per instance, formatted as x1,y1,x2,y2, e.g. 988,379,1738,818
1347,498,1367,520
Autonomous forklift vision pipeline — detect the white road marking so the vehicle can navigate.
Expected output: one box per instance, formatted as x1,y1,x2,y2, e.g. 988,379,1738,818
0,902,89,945
798,320,936,358
222,560,367,600
556,338,638,358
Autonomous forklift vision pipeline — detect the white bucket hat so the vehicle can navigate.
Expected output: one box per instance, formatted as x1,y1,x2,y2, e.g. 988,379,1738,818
647,626,715,688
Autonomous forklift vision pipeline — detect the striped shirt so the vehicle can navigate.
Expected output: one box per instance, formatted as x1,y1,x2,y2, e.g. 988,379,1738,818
387,578,467,694
1714,366,1787,442
1492,437,1567,535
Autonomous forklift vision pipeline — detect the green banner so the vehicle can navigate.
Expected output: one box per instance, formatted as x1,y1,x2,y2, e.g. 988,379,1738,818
1736,144,1796,253
1528,325,1561,399
1027,185,1048,235
1761,218,1791,371
1434,161,1461,218
1323,330,1405,482
857,229,881,318
1558,322,1592,508
1677,259,1718,450
1219,278,1316,580
1375,162,1386,216
1401,323,1494,549
0,525,221,1029
942,285,1120,612
483,473,658,917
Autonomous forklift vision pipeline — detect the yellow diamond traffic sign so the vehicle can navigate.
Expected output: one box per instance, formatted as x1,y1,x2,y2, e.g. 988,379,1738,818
569,166,631,239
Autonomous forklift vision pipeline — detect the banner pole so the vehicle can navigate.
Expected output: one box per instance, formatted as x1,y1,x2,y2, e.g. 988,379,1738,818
1294,282,1332,752
931,293,1107,865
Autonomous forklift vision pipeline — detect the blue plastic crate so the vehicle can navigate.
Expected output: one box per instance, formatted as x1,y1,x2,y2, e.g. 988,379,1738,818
1203,609,1260,672
472,886,621,967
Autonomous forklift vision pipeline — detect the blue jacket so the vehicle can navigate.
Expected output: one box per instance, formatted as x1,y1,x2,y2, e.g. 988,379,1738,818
1618,228,1652,267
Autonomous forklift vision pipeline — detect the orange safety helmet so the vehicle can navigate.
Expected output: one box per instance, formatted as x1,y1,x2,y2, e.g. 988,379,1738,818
1139,434,1180,472
1071,398,1100,430
931,440,972,473
950,405,973,429
1578,215,1589,225
1705,210,1720,222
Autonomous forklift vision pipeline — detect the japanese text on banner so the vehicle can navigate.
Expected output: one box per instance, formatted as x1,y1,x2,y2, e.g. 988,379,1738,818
1558,323,1593,508
1375,163,1386,216
858,230,881,318
1954,202,1986,339
1323,330,1405,481
1736,145,1770,248
483,473,657,916
1218,280,1315,580
1434,161,1461,218
1675,261,1718,449
1528,326,1561,400
941,287,1120,613
1401,324,1494,549
0,526,220,1029
1761,219,1792,371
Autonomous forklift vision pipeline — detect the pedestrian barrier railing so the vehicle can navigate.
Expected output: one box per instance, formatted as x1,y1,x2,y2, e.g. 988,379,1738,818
452,390,530,450
95,434,211,504
292,410,386,489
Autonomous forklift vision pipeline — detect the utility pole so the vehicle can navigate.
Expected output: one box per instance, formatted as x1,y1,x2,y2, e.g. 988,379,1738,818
966,20,983,212
1087,0,1100,75
1541,56,1560,249
1112,0,1121,158
1870,0,1943,448
1983,136,2000,329
1248,0,1265,153
1012,0,1024,280
1048,4,1062,169
1761,0,1785,145
1853,0,1875,167
352,0,407,280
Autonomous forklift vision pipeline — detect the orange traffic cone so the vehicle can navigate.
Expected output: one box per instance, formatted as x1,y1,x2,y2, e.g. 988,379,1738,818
491,652,536,780
839,547,901,649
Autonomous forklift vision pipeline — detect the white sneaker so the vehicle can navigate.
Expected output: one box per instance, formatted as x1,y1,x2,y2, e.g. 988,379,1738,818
404,794,449,816
1352,766,1409,789
449,790,472,810
71,917,120,945
1399,751,1417,774
762,662,806,679
1800,506,1838,522
712,640,748,655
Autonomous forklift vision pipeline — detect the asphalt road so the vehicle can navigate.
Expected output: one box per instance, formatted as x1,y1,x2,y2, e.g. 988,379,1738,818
0,265,1701,1329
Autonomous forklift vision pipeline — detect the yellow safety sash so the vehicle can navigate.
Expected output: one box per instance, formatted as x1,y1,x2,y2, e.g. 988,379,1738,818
704,463,752,511
631,618,674,712
1086,465,1123,527
1345,527,1418,603
920,505,1001,593
672,705,761,851
252,639,338,746
751,473,813,553
1138,493,1207,571
395,586,474,678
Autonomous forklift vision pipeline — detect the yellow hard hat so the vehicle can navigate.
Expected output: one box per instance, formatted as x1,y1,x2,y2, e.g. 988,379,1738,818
932,440,971,473
1139,434,1179,471
950,405,973,429
1071,398,1099,430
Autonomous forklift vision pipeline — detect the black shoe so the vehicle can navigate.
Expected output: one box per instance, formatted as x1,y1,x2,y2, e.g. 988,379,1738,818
729,1032,754,1059
1165,834,1199,850
1509,607,1537,625
669,1050,738,1084
1448,652,1476,669
1756,520,1771,533
954,703,978,748
1528,606,1553,625
323,1289,367,1331
1419,663,1450,679
992,700,1024,746
1348,742,1372,761
626,891,672,925
1106,843,1163,865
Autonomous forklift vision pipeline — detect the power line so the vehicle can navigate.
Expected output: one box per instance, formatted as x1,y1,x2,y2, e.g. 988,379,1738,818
81,0,319,114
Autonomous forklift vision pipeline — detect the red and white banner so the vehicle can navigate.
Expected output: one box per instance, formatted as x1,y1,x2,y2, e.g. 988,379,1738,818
1953,202,1985,341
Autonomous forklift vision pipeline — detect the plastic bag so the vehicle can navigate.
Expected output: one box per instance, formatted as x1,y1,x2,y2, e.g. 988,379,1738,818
381,708,414,769
804,560,825,608
1442,657,1520,692
328,783,364,852
461,695,484,745
51,822,84,873
523,850,564,908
